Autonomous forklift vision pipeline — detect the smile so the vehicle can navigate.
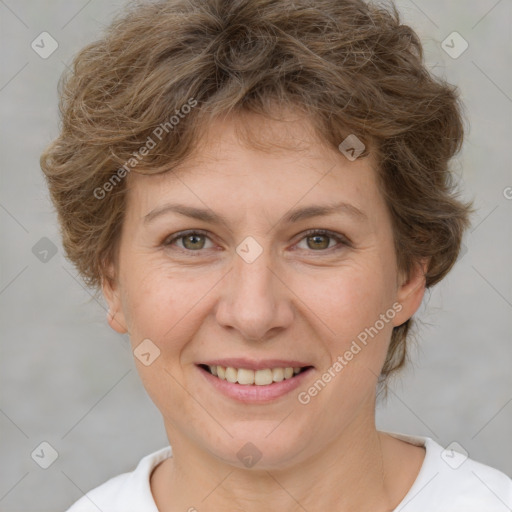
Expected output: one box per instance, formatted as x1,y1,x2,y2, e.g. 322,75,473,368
200,364,312,386
196,363,315,403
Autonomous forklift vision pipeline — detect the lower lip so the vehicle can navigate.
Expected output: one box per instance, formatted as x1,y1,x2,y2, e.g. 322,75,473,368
197,365,314,403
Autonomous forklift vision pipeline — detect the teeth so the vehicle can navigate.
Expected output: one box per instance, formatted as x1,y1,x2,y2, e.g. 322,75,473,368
225,367,238,383
255,368,273,385
207,365,305,385
272,368,284,382
238,368,255,385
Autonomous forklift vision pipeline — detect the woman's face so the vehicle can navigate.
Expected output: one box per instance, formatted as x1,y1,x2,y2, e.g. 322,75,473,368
104,113,426,469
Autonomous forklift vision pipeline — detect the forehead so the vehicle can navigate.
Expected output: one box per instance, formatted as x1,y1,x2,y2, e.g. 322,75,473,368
124,112,383,222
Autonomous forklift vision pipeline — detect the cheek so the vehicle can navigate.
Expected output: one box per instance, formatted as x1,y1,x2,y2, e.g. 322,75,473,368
121,259,221,350
291,260,398,392
294,259,395,338
120,263,183,342
120,266,200,413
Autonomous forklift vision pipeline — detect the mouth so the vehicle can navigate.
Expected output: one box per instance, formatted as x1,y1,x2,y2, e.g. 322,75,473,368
197,363,314,386
195,357,316,403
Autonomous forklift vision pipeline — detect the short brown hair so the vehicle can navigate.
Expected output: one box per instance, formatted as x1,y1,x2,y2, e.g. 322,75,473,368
40,0,474,382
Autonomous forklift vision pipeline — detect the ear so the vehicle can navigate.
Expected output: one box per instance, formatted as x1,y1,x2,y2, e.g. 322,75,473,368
392,258,430,328
101,263,128,334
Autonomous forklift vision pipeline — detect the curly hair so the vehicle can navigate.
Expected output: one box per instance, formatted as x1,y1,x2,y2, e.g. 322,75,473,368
40,0,474,382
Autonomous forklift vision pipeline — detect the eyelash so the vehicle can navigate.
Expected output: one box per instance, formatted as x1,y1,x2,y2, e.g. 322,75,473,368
162,229,350,255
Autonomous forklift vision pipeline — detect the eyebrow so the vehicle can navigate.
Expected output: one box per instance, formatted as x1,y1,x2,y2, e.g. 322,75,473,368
143,200,368,225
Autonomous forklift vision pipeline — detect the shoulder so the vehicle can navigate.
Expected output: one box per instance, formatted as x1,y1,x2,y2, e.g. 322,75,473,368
64,446,172,512
388,432,512,511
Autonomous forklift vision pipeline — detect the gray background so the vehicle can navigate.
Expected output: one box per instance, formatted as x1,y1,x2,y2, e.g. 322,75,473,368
0,1,511,510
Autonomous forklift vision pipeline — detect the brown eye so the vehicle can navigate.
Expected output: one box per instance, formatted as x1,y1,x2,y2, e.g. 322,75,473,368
181,233,206,250
306,234,331,250
296,229,349,253
163,230,214,252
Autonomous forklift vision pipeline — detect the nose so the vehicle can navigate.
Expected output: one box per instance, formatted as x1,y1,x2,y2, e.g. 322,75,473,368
214,244,294,342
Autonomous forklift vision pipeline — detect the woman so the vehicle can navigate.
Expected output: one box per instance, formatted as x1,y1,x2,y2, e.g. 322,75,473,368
41,0,512,510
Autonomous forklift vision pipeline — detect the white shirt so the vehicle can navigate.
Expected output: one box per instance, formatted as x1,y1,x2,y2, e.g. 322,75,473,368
65,432,512,511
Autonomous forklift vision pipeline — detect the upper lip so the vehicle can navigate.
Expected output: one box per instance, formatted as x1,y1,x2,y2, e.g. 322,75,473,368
197,358,314,371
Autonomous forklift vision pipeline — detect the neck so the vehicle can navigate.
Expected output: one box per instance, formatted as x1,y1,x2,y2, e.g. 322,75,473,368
152,403,405,511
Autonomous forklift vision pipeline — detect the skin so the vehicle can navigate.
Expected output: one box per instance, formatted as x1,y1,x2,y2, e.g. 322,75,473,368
103,111,427,511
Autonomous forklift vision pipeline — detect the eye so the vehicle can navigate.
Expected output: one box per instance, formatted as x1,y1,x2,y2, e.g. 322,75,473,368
162,228,350,255
163,230,214,252
295,229,349,252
